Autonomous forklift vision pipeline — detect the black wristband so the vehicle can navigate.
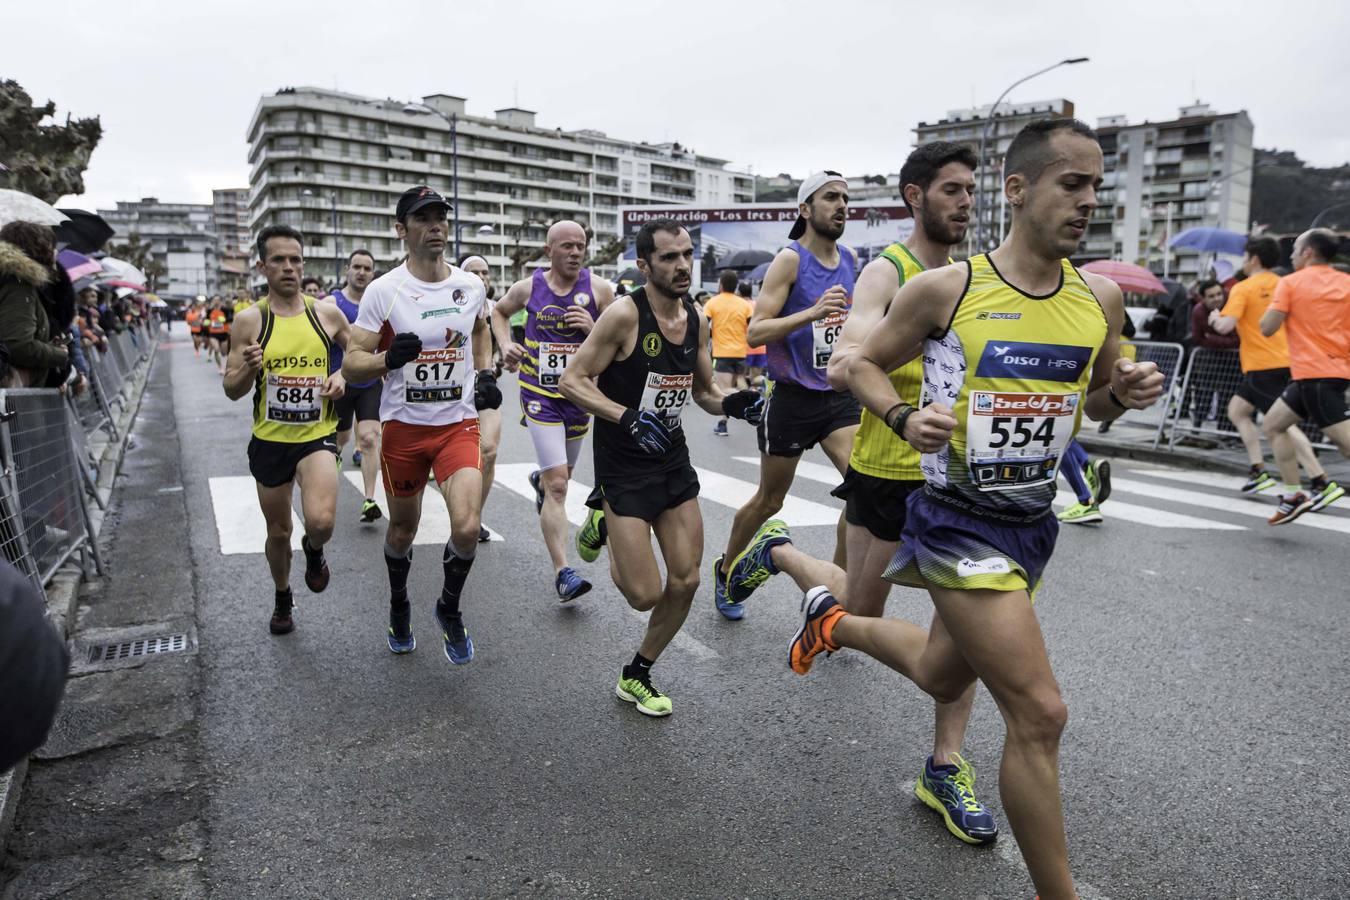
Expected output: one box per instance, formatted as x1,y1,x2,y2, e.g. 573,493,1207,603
1108,385,1127,410
885,403,916,436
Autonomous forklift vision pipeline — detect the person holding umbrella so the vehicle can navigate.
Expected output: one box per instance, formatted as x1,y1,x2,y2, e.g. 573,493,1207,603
0,221,70,387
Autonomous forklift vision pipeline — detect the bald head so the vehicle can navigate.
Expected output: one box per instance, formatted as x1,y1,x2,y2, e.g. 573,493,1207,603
545,220,588,280
1293,228,1340,271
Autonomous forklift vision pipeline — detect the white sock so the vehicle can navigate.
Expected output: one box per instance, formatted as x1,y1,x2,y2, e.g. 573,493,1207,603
1282,484,1301,496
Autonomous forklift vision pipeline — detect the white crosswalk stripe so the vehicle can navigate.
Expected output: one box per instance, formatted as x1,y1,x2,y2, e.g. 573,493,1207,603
342,471,504,541
494,463,592,527
1111,473,1350,534
1053,490,1246,530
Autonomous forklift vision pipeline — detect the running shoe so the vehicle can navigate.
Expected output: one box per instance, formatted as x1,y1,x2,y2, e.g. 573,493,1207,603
712,554,743,621
335,454,343,471
352,449,363,465
914,754,999,845
1269,492,1314,526
616,671,672,717
1310,480,1345,512
1056,502,1103,525
387,602,415,654
435,605,474,664
713,419,728,437
360,499,383,523
727,518,790,604
528,469,545,514
1241,469,1277,494
1086,458,1111,504
300,534,330,592
789,587,845,676
556,567,592,603
576,507,607,563
269,601,294,635
478,524,492,543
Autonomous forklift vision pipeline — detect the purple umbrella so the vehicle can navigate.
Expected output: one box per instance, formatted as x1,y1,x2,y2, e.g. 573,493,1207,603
58,248,103,281
1168,227,1247,255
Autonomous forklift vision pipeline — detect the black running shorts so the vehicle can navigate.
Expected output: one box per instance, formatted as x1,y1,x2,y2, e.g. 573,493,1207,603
335,381,381,431
757,381,861,457
248,433,338,488
586,464,700,523
1279,378,1350,429
1235,367,1290,414
830,468,924,543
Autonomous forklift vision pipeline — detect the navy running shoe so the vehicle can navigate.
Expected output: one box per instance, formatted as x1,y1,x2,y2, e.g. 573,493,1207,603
435,604,474,664
528,469,545,514
913,754,999,845
711,554,743,620
726,519,790,604
387,601,415,654
556,567,592,603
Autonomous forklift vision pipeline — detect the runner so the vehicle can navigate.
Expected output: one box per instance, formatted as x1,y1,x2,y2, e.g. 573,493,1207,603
559,217,762,716
326,249,383,523
1258,227,1350,523
185,298,205,357
302,276,326,299
341,186,499,661
1054,438,1111,525
790,119,1163,896
715,171,858,620
703,269,753,436
490,220,615,601
207,296,231,375
461,254,500,543
222,224,349,635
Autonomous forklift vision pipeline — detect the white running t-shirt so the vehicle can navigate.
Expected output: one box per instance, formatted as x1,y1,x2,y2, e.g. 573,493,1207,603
355,262,487,427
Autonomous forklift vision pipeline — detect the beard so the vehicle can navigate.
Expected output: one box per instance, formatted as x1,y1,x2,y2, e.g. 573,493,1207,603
919,205,965,246
811,211,845,241
647,269,689,299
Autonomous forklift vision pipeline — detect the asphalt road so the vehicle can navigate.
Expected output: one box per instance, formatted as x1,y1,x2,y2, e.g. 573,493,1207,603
159,332,1349,899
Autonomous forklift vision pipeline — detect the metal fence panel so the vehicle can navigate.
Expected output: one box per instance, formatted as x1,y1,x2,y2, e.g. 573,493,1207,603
1093,340,1185,448
108,331,136,380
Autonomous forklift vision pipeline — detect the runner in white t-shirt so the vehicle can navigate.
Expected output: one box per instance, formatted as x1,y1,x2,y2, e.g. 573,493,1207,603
342,186,501,664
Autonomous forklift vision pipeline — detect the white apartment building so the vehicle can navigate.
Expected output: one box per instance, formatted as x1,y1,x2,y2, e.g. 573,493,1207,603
245,87,754,283
212,188,250,255
100,198,219,298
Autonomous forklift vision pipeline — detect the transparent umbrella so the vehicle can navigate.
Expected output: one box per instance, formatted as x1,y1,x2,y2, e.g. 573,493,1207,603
0,189,68,227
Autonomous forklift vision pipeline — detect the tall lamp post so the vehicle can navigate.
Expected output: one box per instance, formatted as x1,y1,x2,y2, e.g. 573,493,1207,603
403,104,460,260
974,57,1089,252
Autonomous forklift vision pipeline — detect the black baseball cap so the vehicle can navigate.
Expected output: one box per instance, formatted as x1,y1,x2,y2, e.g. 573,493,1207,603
396,185,451,222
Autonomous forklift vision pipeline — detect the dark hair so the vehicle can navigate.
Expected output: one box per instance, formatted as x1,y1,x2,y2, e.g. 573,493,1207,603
634,218,687,264
1196,279,1221,296
718,270,738,292
255,224,304,262
899,142,978,215
301,276,322,289
1304,228,1339,262
737,282,752,298
0,221,56,266
1004,118,1099,184
348,248,375,265
1244,236,1280,269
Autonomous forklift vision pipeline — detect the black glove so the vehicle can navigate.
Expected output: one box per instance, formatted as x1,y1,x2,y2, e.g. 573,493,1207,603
722,389,764,425
620,408,673,455
474,370,502,410
384,332,423,370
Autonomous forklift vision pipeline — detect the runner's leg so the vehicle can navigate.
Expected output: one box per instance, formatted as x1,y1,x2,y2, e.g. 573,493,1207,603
818,425,858,570
1227,394,1264,467
644,498,704,661
255,480,296,591
721,452,799,575
293,449,338,548
1059,439,1092,505
605,503,663,614
478,407,501,511
356,419,381,501
1262,399,1303,487
539,465,572,573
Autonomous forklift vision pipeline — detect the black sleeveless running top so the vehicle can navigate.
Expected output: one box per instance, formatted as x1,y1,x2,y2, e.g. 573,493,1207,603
593,288,699,479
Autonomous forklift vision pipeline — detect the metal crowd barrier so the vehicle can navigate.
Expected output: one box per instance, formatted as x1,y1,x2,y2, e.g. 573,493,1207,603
1093,340,1186,449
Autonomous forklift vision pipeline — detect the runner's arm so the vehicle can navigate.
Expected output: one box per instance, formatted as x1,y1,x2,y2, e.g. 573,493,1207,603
1259,308,1286,337
317,300,350,350
746,249,815,346
490,279,528,347
1082,274,1164,420
341,326,388,383
221,307,262,401
826,256,900,391
592,276,616,314
472,314,492,371
558,299,636,424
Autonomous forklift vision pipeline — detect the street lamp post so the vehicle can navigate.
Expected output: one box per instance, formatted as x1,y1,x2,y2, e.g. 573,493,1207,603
1310,201,1350,229
974,57,1089,253
403,104,460,260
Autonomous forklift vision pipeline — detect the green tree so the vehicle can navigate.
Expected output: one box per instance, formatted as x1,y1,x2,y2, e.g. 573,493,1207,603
0,80,102,204
1251,148,1350,233
106,232,166,291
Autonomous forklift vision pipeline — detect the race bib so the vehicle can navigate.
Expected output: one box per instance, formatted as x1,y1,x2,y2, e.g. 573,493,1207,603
639,372,693,427
404,347,466,404
965,391,1077,491
537,341,577,388
812,310,848,368
265,374,323,425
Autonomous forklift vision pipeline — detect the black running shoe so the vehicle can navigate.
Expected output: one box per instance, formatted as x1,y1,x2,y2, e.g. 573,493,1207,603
300,534,330,593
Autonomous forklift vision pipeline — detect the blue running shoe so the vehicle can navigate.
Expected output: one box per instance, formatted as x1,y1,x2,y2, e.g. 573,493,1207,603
528,469,545,514
387,601,415,654
352,449,363,465
556,567,592,603
712,554,743,620
435,604,474,665
727,519,790,604
914,754,998,845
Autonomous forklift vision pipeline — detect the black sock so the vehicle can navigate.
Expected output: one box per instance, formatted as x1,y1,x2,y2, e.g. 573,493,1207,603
1311,474,1329,491
437,542,475,616
623,652,654,679
301,534,323,561
385,544,412,602
1250,463,1265,474
274,588,293,613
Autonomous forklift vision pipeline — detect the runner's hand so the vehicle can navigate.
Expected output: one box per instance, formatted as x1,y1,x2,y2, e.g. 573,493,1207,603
722,389,764,425
384,332,422,370
811,285,849,321
321,371,345,400
1111,358,1163,409
904,402,957,453
620,408,672,455
474,370,502,410
241,342,263,372
563,305,595,335
501,341,526,371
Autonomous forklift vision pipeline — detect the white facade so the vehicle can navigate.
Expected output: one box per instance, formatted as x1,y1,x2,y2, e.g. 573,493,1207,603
100,198,219,298
244,87,754,284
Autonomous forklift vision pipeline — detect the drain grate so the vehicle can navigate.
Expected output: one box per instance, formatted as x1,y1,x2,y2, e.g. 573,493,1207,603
88,633,189,664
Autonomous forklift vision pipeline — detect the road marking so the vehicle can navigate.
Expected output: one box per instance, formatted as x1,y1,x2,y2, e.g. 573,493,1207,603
1053,490,1246,530
1109,476,1350,534
342,472,503,541
735,456,842,487
494,463,591,526
209,476,303,555
694,467,840,526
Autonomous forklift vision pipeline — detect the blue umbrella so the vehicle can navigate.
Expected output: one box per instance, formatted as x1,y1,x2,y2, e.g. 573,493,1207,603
1169,227,1246,255
746,261,771,283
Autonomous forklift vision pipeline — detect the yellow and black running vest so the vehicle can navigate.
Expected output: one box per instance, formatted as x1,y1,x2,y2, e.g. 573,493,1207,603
251,296,337,443
848,242,947,481
920,254,1107,517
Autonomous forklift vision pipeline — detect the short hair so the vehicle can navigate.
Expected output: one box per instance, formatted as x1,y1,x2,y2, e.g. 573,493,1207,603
634,218,687,264
301,276,322,288
899,142,978,215
348,248,374,265
0,221,56,266
1004,118,1099,184
737,282,752,298
1244,236,1280,269
1196,279,1221,296
718,270,739,292
1303,228,1339,262
256,224,304,262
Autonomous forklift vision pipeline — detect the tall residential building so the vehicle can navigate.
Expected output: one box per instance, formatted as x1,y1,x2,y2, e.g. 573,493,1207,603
914,98,1076,254
212,188,250,254
244,87,754,284
99,198,219,298
1090,104,1254,278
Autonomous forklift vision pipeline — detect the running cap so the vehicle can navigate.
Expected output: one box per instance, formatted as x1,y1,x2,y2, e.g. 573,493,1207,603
396,185,451,223
788,170,848,239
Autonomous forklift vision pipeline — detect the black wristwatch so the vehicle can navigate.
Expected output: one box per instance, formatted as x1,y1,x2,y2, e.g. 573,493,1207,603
1107,385,1127,410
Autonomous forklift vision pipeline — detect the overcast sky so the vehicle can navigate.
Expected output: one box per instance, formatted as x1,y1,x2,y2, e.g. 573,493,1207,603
9,0,1348,212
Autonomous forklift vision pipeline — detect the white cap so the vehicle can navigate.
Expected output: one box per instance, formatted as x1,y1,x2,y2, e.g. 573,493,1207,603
790,171,847,239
